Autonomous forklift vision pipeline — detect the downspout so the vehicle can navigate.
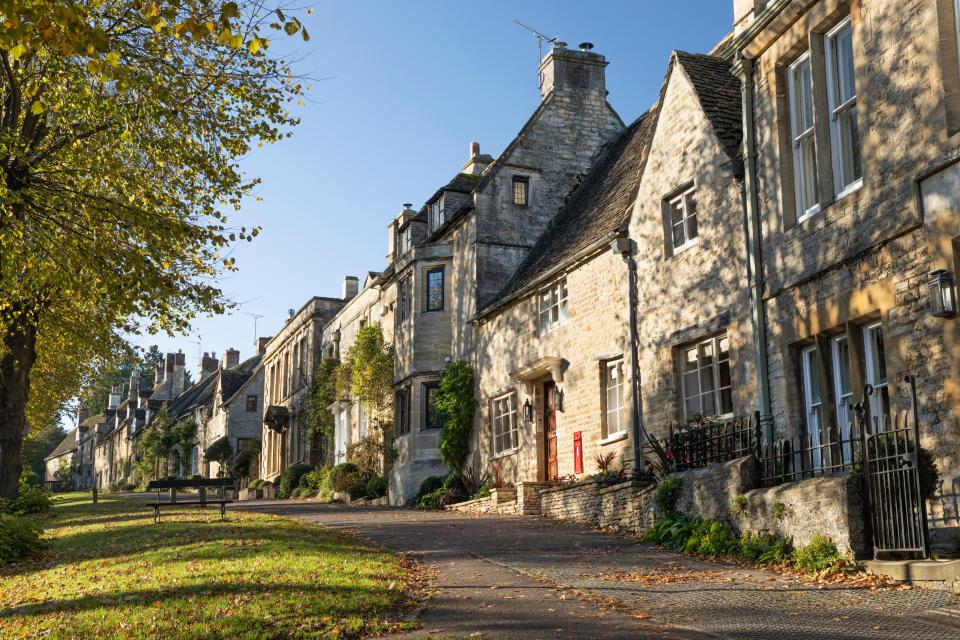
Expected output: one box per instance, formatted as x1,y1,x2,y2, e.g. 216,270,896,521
732,53,774,446
611,231,646,472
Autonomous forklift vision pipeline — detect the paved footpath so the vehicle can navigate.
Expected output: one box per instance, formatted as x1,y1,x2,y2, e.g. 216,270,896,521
235,501,960,640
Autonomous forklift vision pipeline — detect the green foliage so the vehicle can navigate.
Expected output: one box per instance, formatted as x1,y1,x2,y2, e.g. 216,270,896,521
305,358,340,451
435,360,477,472
0,514,46,565
347,434,385,479
646,513,794,564
343,324,395,422
0,0,309,499
919,447,941,500
771,502,787,520
277,463,313,500
203,436,232,466
0,481,52,516
18,424,67,487
366,475,388,499
419,476,444,496
81,345,164,417
738,532,794,565
732,494,747,515
231,441,261,480
654,477,682,514
793,534,844,573
299,467,333,501
170,417,198,477
134,404,176,482
54,459,72,482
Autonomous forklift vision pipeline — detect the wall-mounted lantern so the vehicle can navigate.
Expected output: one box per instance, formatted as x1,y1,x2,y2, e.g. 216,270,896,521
551,386,564,412
523,398,534,423
929,269,957,318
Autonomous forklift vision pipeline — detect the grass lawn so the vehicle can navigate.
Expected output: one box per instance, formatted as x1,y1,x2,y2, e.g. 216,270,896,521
0,492,415,639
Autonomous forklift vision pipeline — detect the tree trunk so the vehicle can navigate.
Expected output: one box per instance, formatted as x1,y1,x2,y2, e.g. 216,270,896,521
0,319,38,499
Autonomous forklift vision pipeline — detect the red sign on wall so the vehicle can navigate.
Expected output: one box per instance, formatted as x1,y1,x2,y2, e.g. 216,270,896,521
573,431,583,474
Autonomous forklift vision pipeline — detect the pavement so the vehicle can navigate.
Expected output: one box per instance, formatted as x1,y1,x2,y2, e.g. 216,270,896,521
234,500,960,640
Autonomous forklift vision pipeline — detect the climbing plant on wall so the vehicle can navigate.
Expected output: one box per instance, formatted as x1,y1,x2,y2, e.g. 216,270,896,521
436,360,477,473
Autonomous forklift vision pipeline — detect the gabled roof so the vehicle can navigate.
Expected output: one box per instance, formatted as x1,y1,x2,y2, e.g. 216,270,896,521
674,51,743,162
480,109,657,315
168,372,218,420
45,428,79,461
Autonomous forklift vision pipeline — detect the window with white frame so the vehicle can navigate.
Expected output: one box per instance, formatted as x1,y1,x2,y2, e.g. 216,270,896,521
538,278,568,335
668,185,698,251
680,334,733,419
492,392,518,456
603,359,626,436
801,345,825,467
864,322,891,431
831,334,854,442
825,18,861,195
359,402,368,438
788,52,820,220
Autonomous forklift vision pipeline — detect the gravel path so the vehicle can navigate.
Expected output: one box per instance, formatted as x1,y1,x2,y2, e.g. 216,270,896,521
235,501,960,640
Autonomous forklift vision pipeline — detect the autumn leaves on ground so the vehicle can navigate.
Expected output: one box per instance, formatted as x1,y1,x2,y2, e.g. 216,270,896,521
0,494,415,639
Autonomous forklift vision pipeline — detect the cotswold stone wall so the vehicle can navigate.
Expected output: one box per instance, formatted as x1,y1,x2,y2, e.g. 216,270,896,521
539,480,657,535
669,457,867,556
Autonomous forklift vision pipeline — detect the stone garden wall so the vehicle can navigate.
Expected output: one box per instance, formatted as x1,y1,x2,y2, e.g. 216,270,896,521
670,456,868,556
539,480,657,535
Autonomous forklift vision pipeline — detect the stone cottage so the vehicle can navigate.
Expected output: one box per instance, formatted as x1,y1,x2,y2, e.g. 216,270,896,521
730,0,960,548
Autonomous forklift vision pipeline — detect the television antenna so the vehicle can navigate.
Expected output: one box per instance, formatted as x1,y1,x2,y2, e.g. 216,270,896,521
240,310,264,346
513,19,559,89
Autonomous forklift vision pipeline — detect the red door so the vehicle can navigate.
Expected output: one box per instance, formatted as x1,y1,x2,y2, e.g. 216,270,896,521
544,381,558,482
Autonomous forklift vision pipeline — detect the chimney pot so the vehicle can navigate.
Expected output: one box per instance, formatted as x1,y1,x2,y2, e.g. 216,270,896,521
579,42,593,51
555,41,567,49
403,203,412,210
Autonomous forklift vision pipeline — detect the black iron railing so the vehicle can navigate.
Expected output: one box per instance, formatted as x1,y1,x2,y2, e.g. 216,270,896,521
662,413,761,472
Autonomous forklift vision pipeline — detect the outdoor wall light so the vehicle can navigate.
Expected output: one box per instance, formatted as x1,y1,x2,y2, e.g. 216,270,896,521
551,386,565,413
929,269,957,318
523,398,534,423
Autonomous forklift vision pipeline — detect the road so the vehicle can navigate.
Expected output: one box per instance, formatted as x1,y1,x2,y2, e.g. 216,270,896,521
235,500,960,640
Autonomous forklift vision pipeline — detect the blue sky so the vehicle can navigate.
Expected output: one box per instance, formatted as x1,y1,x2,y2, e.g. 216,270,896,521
138,1,733,374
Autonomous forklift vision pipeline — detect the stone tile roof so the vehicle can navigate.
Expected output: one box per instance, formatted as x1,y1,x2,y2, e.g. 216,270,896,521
168,372,218,420
45,428,79,461
424,172,481,207
219,354,262,406
674,51,743,161
480,109,657,313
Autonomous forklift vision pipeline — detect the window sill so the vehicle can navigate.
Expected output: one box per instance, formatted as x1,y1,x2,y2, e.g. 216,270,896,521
598,431,628,446
833,178,863,202
796,204,821,225
491,447,519,461
672,238,699,255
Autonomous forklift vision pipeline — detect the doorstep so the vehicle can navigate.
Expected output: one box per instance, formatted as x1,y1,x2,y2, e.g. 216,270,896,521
866,559,960,592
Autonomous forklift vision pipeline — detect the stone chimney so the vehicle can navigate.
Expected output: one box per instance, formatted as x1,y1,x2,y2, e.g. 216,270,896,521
538,41,608,99
256,336,271,355
222,348,240,369
200,352,219,380
128,370,141,403
171,351,186,396
462,141,492,176
76,407,90,427
108,386,122,409
342,276,359,301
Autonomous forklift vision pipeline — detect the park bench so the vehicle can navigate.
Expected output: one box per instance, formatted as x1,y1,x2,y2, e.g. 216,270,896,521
145,477,235,523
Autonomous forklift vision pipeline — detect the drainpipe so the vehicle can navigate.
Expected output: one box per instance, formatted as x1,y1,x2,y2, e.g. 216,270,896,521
611,231,646,472
732,53,774,446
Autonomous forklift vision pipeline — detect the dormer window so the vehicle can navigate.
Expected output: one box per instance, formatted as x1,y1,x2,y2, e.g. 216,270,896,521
428,196,445,232
512,175,529,206
397,225,411,255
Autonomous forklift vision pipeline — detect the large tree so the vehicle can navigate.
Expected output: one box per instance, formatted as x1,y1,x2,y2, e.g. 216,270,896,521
0,1,308,497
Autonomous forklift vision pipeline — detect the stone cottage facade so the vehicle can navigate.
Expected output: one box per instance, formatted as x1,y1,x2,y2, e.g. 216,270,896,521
731,0,960,547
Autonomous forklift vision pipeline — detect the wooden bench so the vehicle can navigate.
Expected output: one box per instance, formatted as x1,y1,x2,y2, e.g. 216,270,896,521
145,478,235,523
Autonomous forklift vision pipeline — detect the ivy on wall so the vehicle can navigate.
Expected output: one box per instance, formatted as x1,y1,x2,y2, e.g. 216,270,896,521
436,360,477,473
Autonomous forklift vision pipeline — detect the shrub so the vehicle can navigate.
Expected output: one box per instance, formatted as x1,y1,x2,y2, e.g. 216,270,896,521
247,479,268,491
300,467,332,495
334,468,367,500
0,484,52,516
654,477,682,514
739,532,793,565
418,475,444,496
0,515,46,565
793,534,844,573
366,475,388,499
277,463,313,499
436,360,476,472
732,495,747,515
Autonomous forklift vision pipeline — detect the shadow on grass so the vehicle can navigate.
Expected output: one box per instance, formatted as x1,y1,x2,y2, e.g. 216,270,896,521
0,579,392,619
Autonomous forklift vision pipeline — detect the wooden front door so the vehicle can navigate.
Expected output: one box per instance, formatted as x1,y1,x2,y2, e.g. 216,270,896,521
544,380,558,482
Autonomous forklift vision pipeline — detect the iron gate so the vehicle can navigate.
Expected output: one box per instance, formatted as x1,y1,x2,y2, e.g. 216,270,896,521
858,374,930,559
